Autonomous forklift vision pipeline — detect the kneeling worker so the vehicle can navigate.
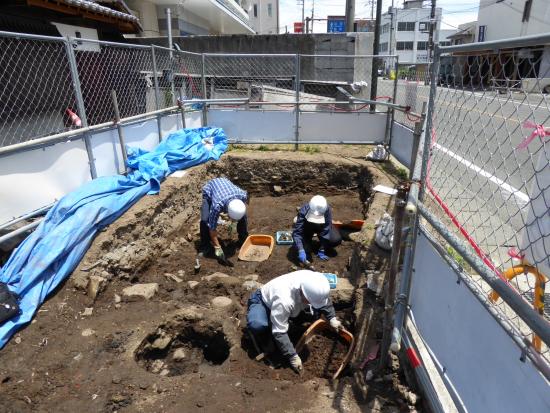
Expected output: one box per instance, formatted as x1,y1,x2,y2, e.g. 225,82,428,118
293,195,342,264
247,270,343,373
200,177,248,261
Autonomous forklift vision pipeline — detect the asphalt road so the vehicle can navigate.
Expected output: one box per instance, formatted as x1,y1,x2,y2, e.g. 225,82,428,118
384,79,549,274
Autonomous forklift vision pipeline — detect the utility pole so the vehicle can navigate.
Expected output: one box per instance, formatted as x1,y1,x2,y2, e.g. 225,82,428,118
389,0,395,56
345,0,355,32
370,0,383,111
311,0,315,33
427,0,437,85
300,0,305,30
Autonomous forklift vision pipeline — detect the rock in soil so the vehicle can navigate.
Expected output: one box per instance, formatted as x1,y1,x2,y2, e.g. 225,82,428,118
187,281,200,289
172,348,187,361
122,283,159,301
211,296,233,309
81,328,95,337
201,272,230,282
87,275,106,300
242,280,263,291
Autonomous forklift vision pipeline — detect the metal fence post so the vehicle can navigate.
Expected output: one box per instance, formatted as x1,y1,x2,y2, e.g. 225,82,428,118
201,53,208,127
379,182,409,371
111,90,128,173
418,46,440,202
386,57,400,149
64,37,97,179
410,102,427,179
151,45,163,142
294,53,301,151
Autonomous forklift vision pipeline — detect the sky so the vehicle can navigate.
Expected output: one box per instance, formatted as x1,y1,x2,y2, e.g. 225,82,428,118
278,0,480,33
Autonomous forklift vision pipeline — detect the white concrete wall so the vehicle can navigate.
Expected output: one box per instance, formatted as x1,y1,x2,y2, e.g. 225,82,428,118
410,229,550,412
477,0,550,41
248,0,279,34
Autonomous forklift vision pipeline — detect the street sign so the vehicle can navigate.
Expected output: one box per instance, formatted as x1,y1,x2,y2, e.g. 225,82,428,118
294,22,303,33
327,16,345,33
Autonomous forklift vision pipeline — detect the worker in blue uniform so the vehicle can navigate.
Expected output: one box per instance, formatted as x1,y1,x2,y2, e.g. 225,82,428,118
200,178,248,261
292,195,342,264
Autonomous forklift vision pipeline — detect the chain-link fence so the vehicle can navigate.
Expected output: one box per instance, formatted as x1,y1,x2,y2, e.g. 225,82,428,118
74,40,155,126
422,42,550,362
204,53,296,110
0,34,77,147
0,31,403,151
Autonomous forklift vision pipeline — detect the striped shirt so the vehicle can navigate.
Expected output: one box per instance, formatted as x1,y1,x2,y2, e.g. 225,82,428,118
202,178,247,230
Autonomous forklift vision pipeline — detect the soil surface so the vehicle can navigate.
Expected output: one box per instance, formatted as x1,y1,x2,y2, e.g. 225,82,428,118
300,330,350,380
0,150,421,413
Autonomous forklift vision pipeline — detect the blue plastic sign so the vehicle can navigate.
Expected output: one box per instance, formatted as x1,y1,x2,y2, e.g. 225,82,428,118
327,18,345,33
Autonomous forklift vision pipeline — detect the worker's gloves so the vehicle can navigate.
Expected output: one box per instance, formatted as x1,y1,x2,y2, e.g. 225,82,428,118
317,248,329,261
289,354,303,374
298,249,307,264
330,317,344,332
214,246,225,260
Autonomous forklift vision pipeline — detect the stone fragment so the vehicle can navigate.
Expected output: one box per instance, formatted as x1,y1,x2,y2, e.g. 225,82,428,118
81,328,95,337
81,307,93,317
150,360,165,374
201,272,229,282
211,296,233,309
151,334,172,351
273,185,283,194
114,294,121,303
164,273,183,283
172,348,186,361
242,280,263,291
88,275,106,300
122,283,159,301
187,281,199,289
242,274,259,281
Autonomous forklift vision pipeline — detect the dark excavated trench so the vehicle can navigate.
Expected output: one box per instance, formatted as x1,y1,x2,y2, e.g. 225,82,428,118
135,321,230,377
133,157,374,380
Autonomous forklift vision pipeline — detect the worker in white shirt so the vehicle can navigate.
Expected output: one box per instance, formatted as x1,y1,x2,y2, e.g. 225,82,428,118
246,270,343,373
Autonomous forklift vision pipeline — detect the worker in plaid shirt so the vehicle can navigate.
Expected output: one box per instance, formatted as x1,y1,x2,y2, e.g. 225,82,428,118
200,178,248,261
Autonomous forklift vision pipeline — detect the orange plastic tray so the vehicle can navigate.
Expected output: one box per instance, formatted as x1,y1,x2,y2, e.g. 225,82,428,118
332,219,364,231
238,234,274,262
295,319,355,380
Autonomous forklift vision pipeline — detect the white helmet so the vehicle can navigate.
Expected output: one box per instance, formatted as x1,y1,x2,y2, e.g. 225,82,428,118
305,195,327,224
227,199,246,221
300,272,330,308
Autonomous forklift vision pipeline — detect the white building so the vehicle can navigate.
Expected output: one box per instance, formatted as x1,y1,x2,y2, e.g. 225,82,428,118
447,21,477,45
126,0,255,36
247,0,279,34
378,0,442,67
477,0,550,42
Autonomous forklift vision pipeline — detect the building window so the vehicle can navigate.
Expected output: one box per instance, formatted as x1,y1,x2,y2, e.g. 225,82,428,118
419,22,429,32
396,41,414,51
380,42,388,52
382,23,389,34
267,3,273,17
439,41,451,47
253,4,257,18
398,22,415,31
416,41,428,50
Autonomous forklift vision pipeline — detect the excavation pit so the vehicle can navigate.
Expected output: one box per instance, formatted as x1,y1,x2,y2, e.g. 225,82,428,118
1,151,408,412
135,323,230,377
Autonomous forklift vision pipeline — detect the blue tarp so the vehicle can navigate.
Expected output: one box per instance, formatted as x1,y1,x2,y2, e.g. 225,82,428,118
0,127,227,349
